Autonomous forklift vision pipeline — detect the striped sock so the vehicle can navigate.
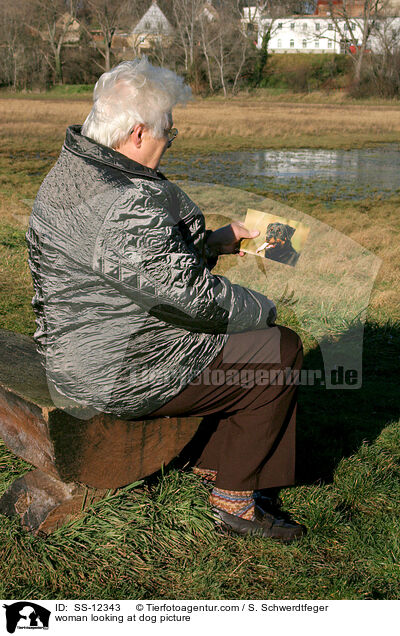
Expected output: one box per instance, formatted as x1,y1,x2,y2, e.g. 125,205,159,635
192,467,217,485
210,487,255,522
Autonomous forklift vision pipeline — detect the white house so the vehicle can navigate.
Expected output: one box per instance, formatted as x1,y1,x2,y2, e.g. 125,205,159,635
130,1,174,51
242,8,400,54
257,16,362,54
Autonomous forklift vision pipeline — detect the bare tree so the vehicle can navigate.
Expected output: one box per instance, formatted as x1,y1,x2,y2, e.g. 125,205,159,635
0,0,47,89
171,0,204,74
326,0,388,88
247,0,311,86
198,0,256,96
366,6,400,95
0,1,25,89
81,0,138,73
27,0,81,84
198,9,215,90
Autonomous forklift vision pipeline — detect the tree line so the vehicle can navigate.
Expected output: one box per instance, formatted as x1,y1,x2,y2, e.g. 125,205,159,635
0,0,399,97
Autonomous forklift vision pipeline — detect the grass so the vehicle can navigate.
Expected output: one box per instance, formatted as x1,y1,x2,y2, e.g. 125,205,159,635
1,423,399,599
3,82,400,105
1,94,400,158
0,84,95,100
0,96,399,600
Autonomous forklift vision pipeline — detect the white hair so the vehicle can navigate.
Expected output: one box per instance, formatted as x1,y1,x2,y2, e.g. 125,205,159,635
81,57,192,149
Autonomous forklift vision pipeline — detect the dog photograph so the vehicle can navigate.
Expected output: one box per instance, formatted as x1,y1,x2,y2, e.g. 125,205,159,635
240,208,310,267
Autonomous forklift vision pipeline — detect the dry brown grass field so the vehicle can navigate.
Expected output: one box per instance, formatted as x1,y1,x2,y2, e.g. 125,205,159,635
2,96,400,155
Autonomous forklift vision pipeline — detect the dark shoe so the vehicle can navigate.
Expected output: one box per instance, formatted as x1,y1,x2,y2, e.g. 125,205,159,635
254,492,286,516
254,490,301,524
212,506,306,543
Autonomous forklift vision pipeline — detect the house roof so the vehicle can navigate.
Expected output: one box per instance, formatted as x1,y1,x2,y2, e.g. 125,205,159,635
55,12,81,37
200,2,219,21
314,0,365,17
132,1,174,35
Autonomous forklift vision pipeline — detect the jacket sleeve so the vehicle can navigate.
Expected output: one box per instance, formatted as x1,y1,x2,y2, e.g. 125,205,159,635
93,184,277,335
203,229,219,271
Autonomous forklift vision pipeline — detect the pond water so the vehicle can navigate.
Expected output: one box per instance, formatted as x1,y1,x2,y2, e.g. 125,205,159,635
164,145,400,200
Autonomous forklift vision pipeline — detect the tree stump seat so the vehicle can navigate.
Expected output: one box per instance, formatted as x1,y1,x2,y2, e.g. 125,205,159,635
0,328,202,535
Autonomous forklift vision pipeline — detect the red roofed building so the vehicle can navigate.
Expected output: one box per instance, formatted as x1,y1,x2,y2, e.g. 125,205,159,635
314,1,365,17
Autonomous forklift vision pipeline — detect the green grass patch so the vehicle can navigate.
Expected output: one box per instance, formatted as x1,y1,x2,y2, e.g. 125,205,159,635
2,81,400,106
1,421,400,599
0,85,95,100
0,224,35,334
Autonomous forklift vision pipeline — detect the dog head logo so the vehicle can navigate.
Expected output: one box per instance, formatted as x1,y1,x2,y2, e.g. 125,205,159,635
3,602,50,633
265,222,296,244
263,223,299,266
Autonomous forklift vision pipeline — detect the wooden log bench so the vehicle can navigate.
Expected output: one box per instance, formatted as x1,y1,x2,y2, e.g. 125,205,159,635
0,328,202,535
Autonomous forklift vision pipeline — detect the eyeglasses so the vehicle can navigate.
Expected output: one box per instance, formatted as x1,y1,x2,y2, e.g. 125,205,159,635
166,127,178,147
129,125,178,146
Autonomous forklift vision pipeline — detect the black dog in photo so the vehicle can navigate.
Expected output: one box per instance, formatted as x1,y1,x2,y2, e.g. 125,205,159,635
256,222,299,266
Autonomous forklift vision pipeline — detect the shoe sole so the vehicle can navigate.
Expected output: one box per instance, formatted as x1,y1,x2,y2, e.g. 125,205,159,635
214,520,305,544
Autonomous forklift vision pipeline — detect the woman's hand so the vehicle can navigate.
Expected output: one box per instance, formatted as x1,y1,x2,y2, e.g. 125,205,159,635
206,221,260,257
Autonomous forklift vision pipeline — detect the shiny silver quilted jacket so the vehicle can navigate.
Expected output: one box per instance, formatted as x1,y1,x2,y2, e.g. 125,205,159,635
25,125,276,419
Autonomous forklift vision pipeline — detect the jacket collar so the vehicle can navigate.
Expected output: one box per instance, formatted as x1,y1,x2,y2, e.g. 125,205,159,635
63,125,166,181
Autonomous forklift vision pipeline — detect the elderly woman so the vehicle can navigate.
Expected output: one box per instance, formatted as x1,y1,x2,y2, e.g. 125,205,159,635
26,58,305,542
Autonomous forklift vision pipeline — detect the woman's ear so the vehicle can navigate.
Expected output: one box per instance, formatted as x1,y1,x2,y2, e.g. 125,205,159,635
131,124,144,147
